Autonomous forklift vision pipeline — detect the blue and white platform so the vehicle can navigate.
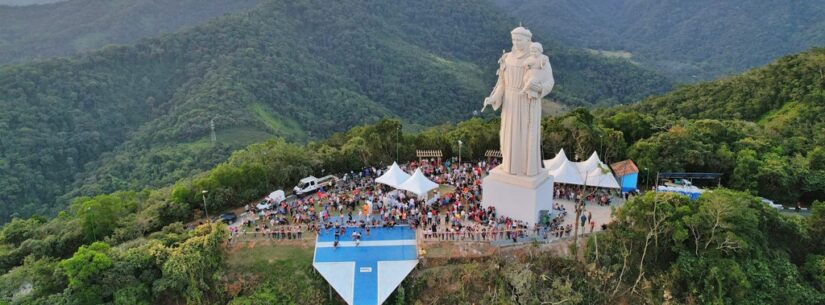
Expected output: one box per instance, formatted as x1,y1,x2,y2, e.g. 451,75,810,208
313,226,418,305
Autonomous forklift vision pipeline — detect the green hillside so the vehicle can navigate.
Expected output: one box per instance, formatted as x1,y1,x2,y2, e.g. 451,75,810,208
597,48,825,205
0,0,260,65
0,0,671,223
0,47,823,304
493,0,825,81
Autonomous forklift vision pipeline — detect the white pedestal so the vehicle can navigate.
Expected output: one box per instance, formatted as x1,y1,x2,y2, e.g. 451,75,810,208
481,167,554,225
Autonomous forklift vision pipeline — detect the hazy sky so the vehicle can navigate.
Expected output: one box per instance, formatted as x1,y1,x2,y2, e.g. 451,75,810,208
0,0,66,6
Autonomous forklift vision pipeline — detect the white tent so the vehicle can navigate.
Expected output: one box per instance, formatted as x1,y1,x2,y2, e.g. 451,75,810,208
398,168,439,197
375,162,411,189
267,190,285,203
584,162,621,189
543,148,569,171
575,151,602,177
549,159,585,185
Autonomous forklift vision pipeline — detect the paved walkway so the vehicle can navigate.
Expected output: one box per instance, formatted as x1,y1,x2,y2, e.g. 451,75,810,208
556,197,620,232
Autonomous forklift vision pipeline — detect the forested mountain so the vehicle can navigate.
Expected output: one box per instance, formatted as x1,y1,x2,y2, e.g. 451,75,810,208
0,0,260,65
595,48,825,205
0,0,671,223
493,0,825,81
0,47,823,305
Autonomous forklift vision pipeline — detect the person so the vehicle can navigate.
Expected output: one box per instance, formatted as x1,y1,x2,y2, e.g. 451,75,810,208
589,220,595,233
521,42,550,100
580,214,587,228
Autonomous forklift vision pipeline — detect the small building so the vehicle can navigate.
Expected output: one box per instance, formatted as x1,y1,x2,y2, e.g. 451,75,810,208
610,159,639,193
415,150,442,164
484,149,502,160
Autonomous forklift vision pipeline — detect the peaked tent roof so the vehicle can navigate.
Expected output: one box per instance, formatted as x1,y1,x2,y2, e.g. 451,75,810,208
584,162,621,189
398,168,439,197
375,162,411,189
549,158,585,185
575,151,602,177
543,148,568,171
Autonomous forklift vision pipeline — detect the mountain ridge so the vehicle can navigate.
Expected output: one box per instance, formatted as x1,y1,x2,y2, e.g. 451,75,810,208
0,0,672,222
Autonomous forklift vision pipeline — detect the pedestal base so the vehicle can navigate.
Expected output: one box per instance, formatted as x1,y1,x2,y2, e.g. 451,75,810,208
481,168,554,225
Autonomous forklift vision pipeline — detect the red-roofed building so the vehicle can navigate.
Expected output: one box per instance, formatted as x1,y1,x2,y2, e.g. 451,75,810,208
610,160,639,192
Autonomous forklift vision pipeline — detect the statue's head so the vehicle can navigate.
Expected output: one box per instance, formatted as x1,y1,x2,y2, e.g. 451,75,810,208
529,42,543,55
510,26,532,52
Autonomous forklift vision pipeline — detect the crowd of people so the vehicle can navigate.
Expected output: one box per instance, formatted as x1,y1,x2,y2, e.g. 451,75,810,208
227,158,617,245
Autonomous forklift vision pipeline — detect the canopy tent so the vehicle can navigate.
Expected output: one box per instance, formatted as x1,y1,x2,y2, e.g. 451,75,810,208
548,158,585,185
375,162,411,189
584,162,621,189
398,168,439,197
267,190,286,203
542,148,568,171
575,151,602,177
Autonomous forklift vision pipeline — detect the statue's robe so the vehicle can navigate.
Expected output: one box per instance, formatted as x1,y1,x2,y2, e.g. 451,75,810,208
488,50,554,177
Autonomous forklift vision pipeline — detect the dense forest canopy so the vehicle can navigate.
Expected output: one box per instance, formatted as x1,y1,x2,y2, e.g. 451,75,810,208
0,0,261,65
0,0,672,223
493,0,825,81
583,48,825,206
0,113,823,304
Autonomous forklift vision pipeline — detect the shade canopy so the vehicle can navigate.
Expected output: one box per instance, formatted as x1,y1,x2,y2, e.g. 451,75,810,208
584,162,621,189
398,168,439,197
543,148,568,171
549,159,585,185
267,190,285,203
375,162,411,189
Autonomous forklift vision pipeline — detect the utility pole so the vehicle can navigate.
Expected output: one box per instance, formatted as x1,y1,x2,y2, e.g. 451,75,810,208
87,207,96,241
210,118,216,143
458,140,463,166
644,167,650,192
202,190,210,223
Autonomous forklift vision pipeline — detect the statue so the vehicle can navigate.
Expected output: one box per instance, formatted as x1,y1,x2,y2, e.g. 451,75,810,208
482,27,554,177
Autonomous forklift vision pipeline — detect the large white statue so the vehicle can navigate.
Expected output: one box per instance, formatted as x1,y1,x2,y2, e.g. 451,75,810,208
480,27,555,225
483,27,554,177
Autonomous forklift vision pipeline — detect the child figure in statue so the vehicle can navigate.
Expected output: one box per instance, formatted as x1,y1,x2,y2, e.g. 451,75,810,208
521,42,549,100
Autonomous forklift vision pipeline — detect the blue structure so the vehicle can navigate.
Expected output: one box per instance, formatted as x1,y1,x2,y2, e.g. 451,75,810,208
619,173,639,193
313,226,418,305
610,160,639,193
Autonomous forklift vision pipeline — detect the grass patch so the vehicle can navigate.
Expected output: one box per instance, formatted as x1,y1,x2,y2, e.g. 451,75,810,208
757,100,802,125
227,243,314,276
250,103,306,141
585,48,634,59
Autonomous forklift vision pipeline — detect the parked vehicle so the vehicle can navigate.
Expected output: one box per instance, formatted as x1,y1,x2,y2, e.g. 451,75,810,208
760,197,783,210
293,175,337,197
219,212,237,224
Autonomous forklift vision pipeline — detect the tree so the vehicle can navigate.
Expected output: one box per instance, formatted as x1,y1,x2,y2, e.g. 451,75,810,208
156,223,227,305
730,149,760,192
59,242,114,304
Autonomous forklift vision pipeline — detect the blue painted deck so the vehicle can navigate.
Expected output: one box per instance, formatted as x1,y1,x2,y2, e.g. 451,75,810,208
317,226,416,242
313,226,418,305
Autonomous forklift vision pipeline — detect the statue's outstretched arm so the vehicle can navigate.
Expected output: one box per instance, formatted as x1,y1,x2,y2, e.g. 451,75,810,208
484,56,506,111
